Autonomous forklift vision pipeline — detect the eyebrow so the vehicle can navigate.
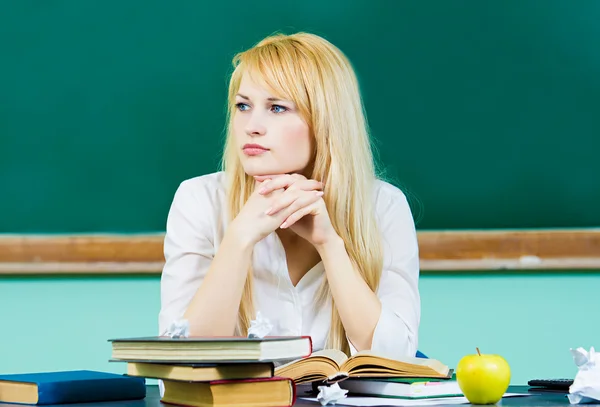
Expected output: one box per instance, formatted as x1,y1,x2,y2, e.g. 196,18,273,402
236,93,288,103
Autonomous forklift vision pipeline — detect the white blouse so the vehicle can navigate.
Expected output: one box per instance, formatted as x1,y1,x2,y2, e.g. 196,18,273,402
158,171,421,360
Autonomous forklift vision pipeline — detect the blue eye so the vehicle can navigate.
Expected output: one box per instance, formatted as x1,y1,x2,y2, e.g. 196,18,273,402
235,103,250,111
271,105,287,113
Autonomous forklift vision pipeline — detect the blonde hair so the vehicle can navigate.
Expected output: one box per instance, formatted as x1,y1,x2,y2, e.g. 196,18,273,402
221,32,383,354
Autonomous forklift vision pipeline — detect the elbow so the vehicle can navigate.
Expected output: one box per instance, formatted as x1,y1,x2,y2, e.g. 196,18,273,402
370,306,419,358
348,330,376,353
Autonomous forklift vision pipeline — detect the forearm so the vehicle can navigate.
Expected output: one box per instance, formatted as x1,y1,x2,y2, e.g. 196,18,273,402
316,236,381,351
183,228,254,336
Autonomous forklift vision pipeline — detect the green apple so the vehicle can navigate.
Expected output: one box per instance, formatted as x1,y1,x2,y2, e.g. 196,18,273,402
456,348,511,405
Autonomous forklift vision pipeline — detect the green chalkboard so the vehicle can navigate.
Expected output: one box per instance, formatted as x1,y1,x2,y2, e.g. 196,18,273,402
1,1,599,233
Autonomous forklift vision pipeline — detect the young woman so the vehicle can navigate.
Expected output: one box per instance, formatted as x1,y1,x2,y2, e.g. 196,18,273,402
158,32,420,359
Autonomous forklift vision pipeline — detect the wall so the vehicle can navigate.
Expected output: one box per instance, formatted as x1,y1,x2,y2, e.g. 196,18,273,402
1,273,597,384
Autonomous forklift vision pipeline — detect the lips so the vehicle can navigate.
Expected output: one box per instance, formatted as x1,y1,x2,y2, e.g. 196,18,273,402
242,144,269,156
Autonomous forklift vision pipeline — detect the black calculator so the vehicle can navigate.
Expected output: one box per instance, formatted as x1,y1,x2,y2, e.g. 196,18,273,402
528,379,573,391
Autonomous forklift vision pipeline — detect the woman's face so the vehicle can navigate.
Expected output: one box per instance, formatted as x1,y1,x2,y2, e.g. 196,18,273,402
233,73,313,178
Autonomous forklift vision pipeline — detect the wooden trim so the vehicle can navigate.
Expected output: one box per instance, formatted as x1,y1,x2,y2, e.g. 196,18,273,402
1,229,599,274
417,229,600,271
0,262,164,275
419,258,600,272
0,235,164,263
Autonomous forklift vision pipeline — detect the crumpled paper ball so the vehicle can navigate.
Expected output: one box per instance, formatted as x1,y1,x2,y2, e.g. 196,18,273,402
248,311,273,339
568,347,600,404
317,383,348,406
164,319,190,338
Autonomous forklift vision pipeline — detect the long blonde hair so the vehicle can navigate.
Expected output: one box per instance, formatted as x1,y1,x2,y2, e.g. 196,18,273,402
221,32,383,354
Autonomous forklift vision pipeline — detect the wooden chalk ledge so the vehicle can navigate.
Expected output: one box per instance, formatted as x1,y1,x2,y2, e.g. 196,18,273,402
0,229,599,274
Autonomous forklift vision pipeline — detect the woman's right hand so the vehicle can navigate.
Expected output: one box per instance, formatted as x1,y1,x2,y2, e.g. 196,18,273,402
229,177,323,246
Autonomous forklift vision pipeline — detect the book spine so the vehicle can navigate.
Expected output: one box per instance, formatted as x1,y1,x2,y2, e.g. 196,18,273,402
269,362,275,377
289,377,297,407
305,336,313,358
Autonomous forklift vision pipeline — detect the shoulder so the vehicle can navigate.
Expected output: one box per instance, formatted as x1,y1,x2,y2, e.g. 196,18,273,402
372,179,418,246
373,180,420,274
175,171,226,199
167,171,227,226
373,179,413,220
170,171,226,210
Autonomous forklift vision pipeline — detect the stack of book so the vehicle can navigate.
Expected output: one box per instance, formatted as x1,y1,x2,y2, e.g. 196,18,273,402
110,336,458,405
109,335,313,407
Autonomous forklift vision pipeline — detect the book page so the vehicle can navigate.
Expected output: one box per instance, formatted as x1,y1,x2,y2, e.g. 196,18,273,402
350,350,428,364
310,349,348,366
275,348,348,370
343,350,450,377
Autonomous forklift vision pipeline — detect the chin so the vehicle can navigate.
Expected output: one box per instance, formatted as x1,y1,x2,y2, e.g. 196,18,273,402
240,162,281,177
241,164,277,177
239,157,306,178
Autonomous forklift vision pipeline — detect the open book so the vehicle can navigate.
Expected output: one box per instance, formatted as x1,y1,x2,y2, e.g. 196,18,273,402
274,349,450,384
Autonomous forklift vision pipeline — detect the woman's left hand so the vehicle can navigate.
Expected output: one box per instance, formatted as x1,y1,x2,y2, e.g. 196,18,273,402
255,174,339,247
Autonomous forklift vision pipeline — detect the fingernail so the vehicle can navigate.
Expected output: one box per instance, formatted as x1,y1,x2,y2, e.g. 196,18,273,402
280,221,288,229
264,207,272,215
315,191,324,196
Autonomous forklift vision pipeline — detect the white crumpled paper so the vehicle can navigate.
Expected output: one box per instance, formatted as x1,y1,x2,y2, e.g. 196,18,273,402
163,319,190,339
248,311,273,338
317,383,348,406
568,347,600,404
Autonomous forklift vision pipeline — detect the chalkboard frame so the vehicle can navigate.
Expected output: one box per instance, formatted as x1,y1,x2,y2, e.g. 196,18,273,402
1,229,599,275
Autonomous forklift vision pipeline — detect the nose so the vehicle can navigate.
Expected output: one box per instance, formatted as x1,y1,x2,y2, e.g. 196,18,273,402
245,110,267,137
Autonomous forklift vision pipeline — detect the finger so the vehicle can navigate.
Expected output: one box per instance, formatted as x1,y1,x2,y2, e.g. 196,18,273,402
261,179,322,195
266,189,323,216
252,178,270,193
277,190,323,220
254,173,306,181
258,174,294,194
254,178,286,194
253,173,301,183
280,201,320,229
265,189,297,216
253,174,286,182
260,176,322,195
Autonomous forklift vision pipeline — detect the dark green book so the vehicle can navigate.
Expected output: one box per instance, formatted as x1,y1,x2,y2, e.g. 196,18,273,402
339,374,462,399
109,335,313,363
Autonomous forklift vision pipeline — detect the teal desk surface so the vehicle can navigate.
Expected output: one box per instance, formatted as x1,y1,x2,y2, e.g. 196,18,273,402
1,385,598,407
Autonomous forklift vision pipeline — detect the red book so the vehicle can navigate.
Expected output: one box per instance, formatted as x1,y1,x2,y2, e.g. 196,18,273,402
160,376,296,407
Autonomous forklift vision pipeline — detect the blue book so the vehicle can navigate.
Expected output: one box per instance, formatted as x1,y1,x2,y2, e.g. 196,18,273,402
0,370,146,405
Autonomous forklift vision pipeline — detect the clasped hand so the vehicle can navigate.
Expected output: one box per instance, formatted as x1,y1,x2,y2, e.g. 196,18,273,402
231,174,338,247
